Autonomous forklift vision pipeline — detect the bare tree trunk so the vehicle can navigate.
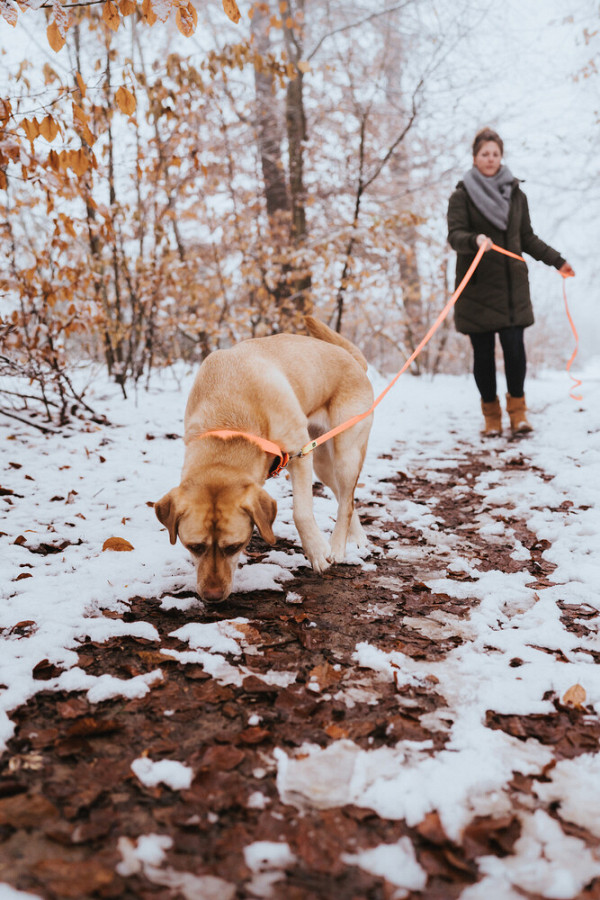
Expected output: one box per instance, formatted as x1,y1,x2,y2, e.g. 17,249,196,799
105,46,127,395
382,24,425,374
431,257,451,375
396,213,424,375
283,0,312,317
334,112,366,334
251,1,293,326
73,24,120,389
252,2,290,220
251,0,312,326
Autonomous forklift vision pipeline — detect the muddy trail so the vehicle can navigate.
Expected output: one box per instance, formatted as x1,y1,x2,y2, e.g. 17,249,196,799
1,440,599,900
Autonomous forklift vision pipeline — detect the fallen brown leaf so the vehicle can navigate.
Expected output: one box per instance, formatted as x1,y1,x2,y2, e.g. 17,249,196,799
0,792,59,828
562,683,586,709
32,659,64,680
199,745,245,771
307,662,343,692
102,536,134,552
33,858,114,898
416,810,448,846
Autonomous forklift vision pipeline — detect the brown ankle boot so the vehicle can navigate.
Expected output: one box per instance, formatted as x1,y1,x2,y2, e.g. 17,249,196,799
506,393,533,434
481,397,502,436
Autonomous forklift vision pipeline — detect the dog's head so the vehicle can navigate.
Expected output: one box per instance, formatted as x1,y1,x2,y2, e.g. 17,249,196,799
154,479,277,604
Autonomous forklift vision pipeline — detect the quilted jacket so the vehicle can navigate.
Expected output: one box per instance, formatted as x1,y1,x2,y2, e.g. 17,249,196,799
447,180,565,334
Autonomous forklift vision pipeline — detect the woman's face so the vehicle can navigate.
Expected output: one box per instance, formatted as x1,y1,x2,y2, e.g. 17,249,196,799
473,140,502,177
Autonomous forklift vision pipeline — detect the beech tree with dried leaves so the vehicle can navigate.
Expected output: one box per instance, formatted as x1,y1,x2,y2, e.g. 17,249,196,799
1,0,473,426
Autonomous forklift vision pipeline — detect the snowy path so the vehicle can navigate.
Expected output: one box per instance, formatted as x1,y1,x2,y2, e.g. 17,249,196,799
1,363,600,899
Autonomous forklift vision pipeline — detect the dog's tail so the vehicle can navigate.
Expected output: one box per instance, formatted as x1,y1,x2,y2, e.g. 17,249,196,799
304,315,368,371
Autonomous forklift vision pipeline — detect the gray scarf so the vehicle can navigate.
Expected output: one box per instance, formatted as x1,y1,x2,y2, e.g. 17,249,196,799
462,164,515,230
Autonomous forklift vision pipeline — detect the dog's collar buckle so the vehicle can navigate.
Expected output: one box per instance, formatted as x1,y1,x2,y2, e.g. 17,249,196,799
268,451,289,478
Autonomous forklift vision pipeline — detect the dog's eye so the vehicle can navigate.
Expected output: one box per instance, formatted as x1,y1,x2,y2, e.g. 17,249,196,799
187,543,207,556
223,543,244,557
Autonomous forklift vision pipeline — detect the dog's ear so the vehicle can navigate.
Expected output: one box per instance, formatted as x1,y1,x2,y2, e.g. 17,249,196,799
243,486,277,545
154,488,183,545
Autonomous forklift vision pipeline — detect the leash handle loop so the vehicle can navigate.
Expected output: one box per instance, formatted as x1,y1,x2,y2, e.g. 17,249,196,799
561,274,582,401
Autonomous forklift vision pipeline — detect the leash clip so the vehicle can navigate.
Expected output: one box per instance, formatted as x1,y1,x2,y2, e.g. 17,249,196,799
268,451,290,478
298,440,318,458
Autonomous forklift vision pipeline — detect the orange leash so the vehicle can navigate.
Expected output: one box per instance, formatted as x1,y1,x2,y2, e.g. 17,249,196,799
185,245,578,473
561,272,582,401
299,241,489,457
298,244,579,457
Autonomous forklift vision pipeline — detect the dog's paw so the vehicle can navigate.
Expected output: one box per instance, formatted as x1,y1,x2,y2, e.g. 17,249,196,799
329,550,346,565
329,537,348,565
353,529,370,551
348,514,369,549
311,555,332,574
304,536,331,573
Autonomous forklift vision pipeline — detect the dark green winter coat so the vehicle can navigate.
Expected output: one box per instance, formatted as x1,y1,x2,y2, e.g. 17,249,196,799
447,180,565,334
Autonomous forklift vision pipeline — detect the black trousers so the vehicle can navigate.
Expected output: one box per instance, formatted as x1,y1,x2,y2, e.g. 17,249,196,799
468,326,526,403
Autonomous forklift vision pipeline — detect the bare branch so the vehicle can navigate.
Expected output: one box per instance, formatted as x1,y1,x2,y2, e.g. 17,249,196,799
39,0,104,8
362,76,424,192
306,2,412,62
0,408,62,434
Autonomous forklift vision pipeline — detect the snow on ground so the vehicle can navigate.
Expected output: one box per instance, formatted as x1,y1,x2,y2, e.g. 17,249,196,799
1,352,600,898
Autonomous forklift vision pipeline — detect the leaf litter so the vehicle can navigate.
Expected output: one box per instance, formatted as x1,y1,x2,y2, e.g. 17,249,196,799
1,367,600,897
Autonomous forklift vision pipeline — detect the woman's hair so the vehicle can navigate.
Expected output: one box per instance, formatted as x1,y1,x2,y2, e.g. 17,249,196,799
472,127,503,157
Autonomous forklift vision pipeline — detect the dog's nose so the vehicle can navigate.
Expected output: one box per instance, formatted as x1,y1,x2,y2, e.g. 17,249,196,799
201,586,227,603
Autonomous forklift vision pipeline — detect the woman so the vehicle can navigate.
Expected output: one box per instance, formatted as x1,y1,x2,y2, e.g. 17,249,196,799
447,127,575,436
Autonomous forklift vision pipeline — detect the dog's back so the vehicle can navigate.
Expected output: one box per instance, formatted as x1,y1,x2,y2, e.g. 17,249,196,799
304,316,368,371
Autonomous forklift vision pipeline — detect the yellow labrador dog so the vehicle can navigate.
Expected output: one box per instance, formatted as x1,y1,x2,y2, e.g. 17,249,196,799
155,316,373,603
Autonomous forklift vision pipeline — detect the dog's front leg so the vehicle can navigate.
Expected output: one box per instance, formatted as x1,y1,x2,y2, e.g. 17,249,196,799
288,456,331,572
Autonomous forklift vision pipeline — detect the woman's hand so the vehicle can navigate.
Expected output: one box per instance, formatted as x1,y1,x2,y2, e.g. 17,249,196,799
559,262,575,278
476,234,493,251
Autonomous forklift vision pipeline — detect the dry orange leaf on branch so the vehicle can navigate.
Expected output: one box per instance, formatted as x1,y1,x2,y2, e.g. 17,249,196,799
39,115,60,142
21,118,40,142
223,0,241,24
0,0,18,27
75,72,87,97
102,0,120,31
0,99,12,126
141,0,157,25
47,0,70,52
47,21,66,51
176,0,197,37
115,86,136,116
63,148,95,176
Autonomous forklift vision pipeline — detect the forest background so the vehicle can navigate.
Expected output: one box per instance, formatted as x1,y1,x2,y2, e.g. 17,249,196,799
1,0,599,426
